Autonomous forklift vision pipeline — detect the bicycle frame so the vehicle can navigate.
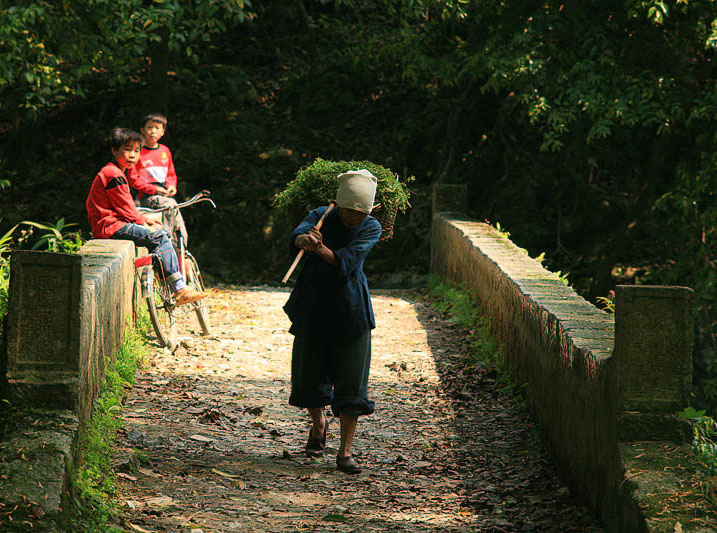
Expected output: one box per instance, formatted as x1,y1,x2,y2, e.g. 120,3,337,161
134,190,216,346
134,253,170,300
138,190,215,269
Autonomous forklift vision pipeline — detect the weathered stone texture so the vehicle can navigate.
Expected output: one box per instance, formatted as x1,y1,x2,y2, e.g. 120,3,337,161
5,240,137,422
76,239,138,423
0,410,78,515
430,207,694,531
615,285,693,413
431,216,620,523
1,239,139,523
6,252,83,374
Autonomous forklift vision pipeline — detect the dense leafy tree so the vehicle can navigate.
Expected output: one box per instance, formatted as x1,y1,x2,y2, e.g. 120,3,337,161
0,0,255,118
0,0,255,179
384,0,717,409
0,0,714,412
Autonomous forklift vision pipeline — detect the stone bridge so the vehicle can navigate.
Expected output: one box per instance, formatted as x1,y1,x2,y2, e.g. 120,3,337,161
0,186,711,531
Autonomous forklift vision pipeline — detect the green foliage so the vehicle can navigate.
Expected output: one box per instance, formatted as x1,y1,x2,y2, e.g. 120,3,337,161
272,158,412,221
20,219,84,253
554,270,570,286
380,0,470,21
493,222,511,239
0,0,256,121
0,224,17,322
470,2,716,149
0,2,74,119
134,0,256,62
595,296,615,315
679,407,717,477
428,274,501,368
71,324,148,530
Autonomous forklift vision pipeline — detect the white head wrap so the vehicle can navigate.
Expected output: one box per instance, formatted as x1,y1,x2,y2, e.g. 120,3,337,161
336,170,378,214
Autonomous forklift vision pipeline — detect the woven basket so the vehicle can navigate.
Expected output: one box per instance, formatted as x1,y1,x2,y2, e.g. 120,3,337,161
371,203,398,242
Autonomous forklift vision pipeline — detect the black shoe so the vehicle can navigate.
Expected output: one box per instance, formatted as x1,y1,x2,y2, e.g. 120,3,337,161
305,417,328,458
336,455,362,475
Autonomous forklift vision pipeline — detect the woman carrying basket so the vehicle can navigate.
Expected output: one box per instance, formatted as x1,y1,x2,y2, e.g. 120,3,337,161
283,169,382,475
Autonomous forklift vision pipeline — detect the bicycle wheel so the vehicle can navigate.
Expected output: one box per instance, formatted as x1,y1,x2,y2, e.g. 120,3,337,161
184,251,211,335
143,264,177,348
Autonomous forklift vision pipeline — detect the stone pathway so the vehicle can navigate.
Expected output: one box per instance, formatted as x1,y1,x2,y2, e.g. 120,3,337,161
114,286,603,532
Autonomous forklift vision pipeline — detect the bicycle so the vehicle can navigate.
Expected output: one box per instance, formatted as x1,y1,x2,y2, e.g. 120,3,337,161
133,190,216,349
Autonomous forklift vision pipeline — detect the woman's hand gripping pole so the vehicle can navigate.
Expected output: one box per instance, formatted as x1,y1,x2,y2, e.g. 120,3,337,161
281,201,336,284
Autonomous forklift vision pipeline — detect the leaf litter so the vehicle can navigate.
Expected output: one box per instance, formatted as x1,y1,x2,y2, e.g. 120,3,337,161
115,286,603,532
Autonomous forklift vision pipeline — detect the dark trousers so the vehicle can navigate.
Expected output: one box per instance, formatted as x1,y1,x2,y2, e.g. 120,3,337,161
289,330,375,417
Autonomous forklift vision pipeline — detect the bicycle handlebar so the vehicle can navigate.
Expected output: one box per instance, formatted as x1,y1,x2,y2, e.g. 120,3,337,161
137,190,217,214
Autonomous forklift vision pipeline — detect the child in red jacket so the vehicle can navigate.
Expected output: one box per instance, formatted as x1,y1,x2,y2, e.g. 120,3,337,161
129,112,188,246
86,127,205,306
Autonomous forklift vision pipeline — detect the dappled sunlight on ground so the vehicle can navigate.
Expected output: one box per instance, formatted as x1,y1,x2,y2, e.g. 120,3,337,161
115,286,601,532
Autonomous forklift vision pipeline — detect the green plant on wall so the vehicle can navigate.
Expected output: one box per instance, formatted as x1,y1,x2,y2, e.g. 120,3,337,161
595,296,615,315
679,406,717,477
0,223,17,321
428,274,502,369
273,158,412,224
21,219,84,253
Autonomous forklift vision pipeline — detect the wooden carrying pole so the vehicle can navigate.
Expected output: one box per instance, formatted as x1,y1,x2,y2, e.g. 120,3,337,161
281,201,336,284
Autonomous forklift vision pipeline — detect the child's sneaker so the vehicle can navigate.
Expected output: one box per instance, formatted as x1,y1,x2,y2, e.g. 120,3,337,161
175,287,207,306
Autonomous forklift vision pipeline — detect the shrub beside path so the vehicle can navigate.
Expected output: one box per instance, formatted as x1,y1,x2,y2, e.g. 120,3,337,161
115,286,602,532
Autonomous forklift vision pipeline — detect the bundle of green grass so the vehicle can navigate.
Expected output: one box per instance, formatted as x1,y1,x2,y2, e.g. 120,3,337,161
273,158,412,241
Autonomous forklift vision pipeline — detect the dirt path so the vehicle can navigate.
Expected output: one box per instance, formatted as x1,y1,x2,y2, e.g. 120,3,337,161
115,286,603,532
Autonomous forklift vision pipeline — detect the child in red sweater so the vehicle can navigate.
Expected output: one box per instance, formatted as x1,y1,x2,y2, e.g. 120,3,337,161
129,112,187,246
86,127,205,306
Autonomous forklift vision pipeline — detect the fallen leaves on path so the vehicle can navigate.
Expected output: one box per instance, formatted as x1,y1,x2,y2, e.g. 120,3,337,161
114,286,603,532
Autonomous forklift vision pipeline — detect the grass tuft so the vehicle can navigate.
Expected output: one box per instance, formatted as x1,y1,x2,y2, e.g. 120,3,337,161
427,274,501,369
69,316,149,531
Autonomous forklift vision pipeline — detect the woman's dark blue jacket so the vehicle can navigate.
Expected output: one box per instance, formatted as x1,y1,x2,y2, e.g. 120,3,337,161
283,206,382,340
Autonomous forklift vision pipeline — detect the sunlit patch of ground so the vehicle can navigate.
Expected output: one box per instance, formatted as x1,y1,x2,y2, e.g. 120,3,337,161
115,286,602,532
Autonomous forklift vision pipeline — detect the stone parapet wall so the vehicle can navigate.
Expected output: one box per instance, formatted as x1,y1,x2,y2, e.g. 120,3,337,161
430,187,694,531
76,240,140,422
1,239,139,521
430,215,622,522
5,240,138,423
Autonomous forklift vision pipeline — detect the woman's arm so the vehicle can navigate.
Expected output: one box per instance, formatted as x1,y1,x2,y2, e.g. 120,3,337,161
296,227,338,267
333,219,382,276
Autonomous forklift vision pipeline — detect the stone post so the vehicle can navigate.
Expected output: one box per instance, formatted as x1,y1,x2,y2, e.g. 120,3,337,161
432,183,467,215
431,183,468,277
615,285,693,441
4,241,138,419
0,240,139,522
5,251,83,409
